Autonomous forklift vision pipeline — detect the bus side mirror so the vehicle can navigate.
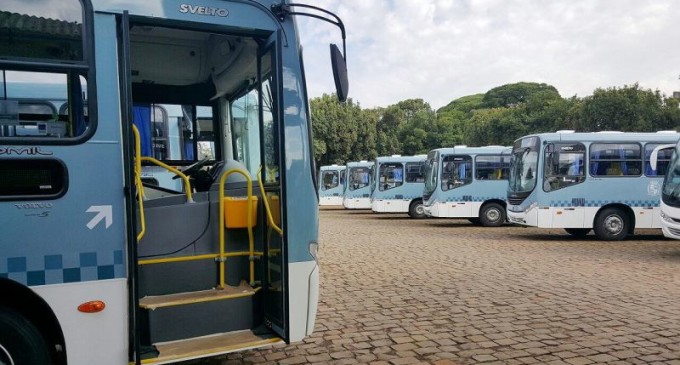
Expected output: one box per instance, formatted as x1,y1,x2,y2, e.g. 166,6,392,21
330,44,348,102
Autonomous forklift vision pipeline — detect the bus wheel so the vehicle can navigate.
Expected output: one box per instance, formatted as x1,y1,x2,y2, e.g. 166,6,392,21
0,307,51,365
594,208,629,241
564,228,590,237
408,200,427,219
480,203,505,227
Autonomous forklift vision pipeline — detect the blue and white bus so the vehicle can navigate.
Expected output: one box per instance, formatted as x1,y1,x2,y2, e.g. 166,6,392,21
371,155,427,218
318,164,346,206
507,131,679,240
423,146,511,226
656,140,680,239
0,0,348,364
343,160,373,209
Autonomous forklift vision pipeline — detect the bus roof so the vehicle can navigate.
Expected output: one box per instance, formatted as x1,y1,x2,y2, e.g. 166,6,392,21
515,131,679,144
319,164,346,171
345,161,374,168
374,155,427,163
428,145,512,155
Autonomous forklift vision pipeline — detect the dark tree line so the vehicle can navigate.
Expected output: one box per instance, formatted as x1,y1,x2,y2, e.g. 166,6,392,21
311,82,680,167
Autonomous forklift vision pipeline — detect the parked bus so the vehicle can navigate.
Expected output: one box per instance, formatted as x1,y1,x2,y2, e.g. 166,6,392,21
655,139,680,239
423,146,511,226
318,164,346,206
370,155,427,218
0,1,349,364
507,131,679,240
342,160,373,209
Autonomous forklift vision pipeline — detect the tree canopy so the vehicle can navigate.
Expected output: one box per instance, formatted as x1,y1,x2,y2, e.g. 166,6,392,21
310,82,680,167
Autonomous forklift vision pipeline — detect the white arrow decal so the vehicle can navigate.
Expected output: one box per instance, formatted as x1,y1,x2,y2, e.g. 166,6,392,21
86,205,113,230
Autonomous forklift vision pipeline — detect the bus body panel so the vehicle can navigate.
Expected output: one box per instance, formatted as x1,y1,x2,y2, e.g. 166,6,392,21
318,165,345,206
33,279,128,364
422,147,511,220
507,132,678,235
343,161,373,209
371,155,427,214
92,0,279,33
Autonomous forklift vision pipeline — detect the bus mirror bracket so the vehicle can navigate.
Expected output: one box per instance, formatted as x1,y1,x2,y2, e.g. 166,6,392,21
272,2,349,102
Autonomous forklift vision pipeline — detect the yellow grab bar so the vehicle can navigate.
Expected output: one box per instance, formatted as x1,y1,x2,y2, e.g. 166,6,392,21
132,125,146,241
139,157,194,203
257,166,283,235
218,168,256,288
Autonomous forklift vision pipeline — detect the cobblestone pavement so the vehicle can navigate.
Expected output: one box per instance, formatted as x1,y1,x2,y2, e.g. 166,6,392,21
208,208,680,364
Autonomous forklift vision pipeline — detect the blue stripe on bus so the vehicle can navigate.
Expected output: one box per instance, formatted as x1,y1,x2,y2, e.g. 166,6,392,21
0,250,125,286
549,200,659,208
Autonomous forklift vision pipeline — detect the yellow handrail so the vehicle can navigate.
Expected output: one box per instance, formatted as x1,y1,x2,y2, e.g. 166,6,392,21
138,251,263,266
139,157,194,203
218,168,256,288
257,166,283,235
132,125,146,241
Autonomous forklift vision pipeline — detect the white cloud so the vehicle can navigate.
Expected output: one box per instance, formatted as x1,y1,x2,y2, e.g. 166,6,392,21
297,0,680,109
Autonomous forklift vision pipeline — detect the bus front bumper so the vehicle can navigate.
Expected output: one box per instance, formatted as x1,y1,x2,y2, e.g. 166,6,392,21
507,205,539,226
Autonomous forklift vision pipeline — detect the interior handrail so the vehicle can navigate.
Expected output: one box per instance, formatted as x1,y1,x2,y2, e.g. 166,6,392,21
139,156,194,203
218,168,256,288
131,125,146,241
257,166,283,235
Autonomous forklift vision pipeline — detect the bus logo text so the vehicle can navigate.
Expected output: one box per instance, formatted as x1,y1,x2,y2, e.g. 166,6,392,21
0,147,53,156
15,202,53,209
179,4,229,17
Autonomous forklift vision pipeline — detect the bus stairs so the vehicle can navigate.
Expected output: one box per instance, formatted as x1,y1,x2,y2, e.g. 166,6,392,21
131,127,283,363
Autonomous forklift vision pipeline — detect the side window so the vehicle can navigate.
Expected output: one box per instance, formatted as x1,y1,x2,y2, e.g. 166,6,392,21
321,170,339,190
260,49,279,184
543,143,586,192
405,162,425,183
0,1,94,143
349,167,371,190
475,154,510,180
441,155,472,191
645,143,673,177
379,163,403,191
590,143,642,177
232,90,262,175
1,71,88,138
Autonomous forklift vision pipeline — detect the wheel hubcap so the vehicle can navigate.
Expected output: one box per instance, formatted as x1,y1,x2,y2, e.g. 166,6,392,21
415,204,424,215
604,214,624,235
486,208,500,222
0,344,15,365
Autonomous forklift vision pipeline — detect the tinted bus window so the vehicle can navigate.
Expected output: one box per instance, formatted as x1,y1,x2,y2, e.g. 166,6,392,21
590,143,642,177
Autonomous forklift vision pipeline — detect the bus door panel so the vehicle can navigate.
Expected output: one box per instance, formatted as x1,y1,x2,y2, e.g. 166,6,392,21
258,30,288,341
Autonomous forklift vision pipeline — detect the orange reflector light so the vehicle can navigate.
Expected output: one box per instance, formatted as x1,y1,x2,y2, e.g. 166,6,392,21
78,300,106,313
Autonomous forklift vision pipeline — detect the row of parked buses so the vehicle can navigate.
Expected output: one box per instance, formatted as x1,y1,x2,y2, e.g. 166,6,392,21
319,130,680,241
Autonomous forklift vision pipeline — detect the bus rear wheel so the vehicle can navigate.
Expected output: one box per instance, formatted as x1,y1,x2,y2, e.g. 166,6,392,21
564,228,590,237
0,307,51,365
594,208,629,241
479,203,505,227
408,200,427,219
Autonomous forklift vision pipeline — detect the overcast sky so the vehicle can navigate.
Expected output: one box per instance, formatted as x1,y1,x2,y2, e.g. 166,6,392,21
296,0,680,110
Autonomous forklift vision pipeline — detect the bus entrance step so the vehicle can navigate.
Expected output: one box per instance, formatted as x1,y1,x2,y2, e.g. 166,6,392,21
143,330,282,364
139,281,260,310
139,282,261,343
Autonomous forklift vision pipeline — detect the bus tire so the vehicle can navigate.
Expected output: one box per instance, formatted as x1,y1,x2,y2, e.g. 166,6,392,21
594,207,629,241
0,307,51,365
479,203,505,227
408,200,427,219
564,228,590,237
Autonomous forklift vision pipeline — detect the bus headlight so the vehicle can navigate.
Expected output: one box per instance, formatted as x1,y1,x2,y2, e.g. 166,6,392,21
660,210,673,223
309,242,319,263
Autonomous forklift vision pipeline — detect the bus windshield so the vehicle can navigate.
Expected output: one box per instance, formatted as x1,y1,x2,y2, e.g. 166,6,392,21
424,152,438,197
662,143,680,207
509,141,539,193
349,166,370,190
